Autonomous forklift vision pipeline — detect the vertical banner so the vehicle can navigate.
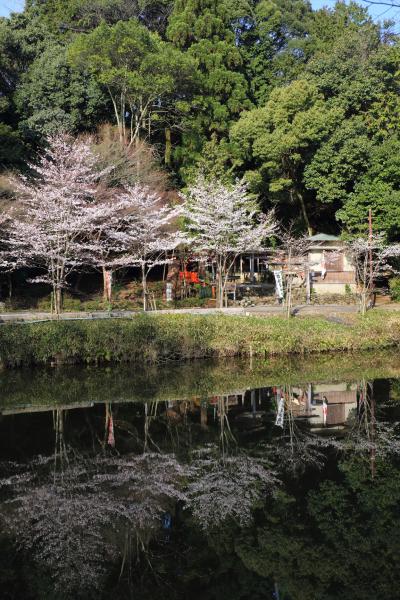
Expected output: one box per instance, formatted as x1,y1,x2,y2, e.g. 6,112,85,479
166,281,173,302
273,270,284,300
321,251,327,279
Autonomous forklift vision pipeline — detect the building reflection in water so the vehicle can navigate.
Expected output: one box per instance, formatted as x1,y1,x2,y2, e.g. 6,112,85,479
164,380,378,435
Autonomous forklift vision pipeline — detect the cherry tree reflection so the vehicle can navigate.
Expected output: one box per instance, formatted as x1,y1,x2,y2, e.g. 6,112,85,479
0,449,187,598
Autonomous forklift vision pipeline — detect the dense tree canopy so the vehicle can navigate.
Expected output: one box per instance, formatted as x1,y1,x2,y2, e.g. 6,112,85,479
0,0,400,236
68,18,196,148
231,79,342,231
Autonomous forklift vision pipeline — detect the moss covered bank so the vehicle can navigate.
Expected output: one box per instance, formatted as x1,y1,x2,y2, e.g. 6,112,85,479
0,312,399,368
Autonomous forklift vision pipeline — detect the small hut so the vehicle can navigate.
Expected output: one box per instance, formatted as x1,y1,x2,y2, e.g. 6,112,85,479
308,233,356,295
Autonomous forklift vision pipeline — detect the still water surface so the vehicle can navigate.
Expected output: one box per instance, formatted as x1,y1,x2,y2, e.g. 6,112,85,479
1,352,400,600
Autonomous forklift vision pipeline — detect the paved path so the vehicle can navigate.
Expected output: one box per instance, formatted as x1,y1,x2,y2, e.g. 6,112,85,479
0,307,244,323
246,304,357,316
0,303,399,323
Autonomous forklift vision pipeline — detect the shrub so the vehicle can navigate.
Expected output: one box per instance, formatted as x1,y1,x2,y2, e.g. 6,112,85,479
389,277,400,302
36,295,52,311
62,296,85,311
172,297,209,308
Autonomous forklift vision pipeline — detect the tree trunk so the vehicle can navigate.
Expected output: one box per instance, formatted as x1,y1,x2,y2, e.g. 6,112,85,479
8,273,12,301
55,288,62,315
296,190,312,236
165,128,172,166
102,266,113,303
286,274,293,319
217,272,224,309
360,289,367,315
200,404,208,429
102,266,107,301
142,265,147,311
109,94,123,145
306,266,311,305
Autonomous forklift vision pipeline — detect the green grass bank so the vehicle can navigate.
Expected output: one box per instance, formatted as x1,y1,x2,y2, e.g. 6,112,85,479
0,311,399,368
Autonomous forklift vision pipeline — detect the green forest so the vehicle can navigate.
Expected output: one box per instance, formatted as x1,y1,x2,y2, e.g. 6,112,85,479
1,0,400,237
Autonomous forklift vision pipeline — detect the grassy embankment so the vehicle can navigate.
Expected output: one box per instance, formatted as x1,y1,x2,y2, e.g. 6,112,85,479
0,311,399,368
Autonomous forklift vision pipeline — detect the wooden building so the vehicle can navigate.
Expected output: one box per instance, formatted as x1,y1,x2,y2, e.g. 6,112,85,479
308,233,356,295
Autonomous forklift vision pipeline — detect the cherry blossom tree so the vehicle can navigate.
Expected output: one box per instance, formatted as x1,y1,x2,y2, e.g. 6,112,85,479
183,176,276,308
85,198,130,304
2,134,112,314
107,185,185,310
0,211,12,271
91,127,173,303
346,234,400,314
273,227,313,318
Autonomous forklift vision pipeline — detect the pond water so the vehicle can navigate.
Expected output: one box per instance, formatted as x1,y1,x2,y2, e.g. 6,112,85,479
1,352,400,600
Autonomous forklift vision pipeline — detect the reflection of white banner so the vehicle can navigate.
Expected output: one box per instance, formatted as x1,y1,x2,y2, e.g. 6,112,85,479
275,397,285,428
273,270,284,300
322,399,328,426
